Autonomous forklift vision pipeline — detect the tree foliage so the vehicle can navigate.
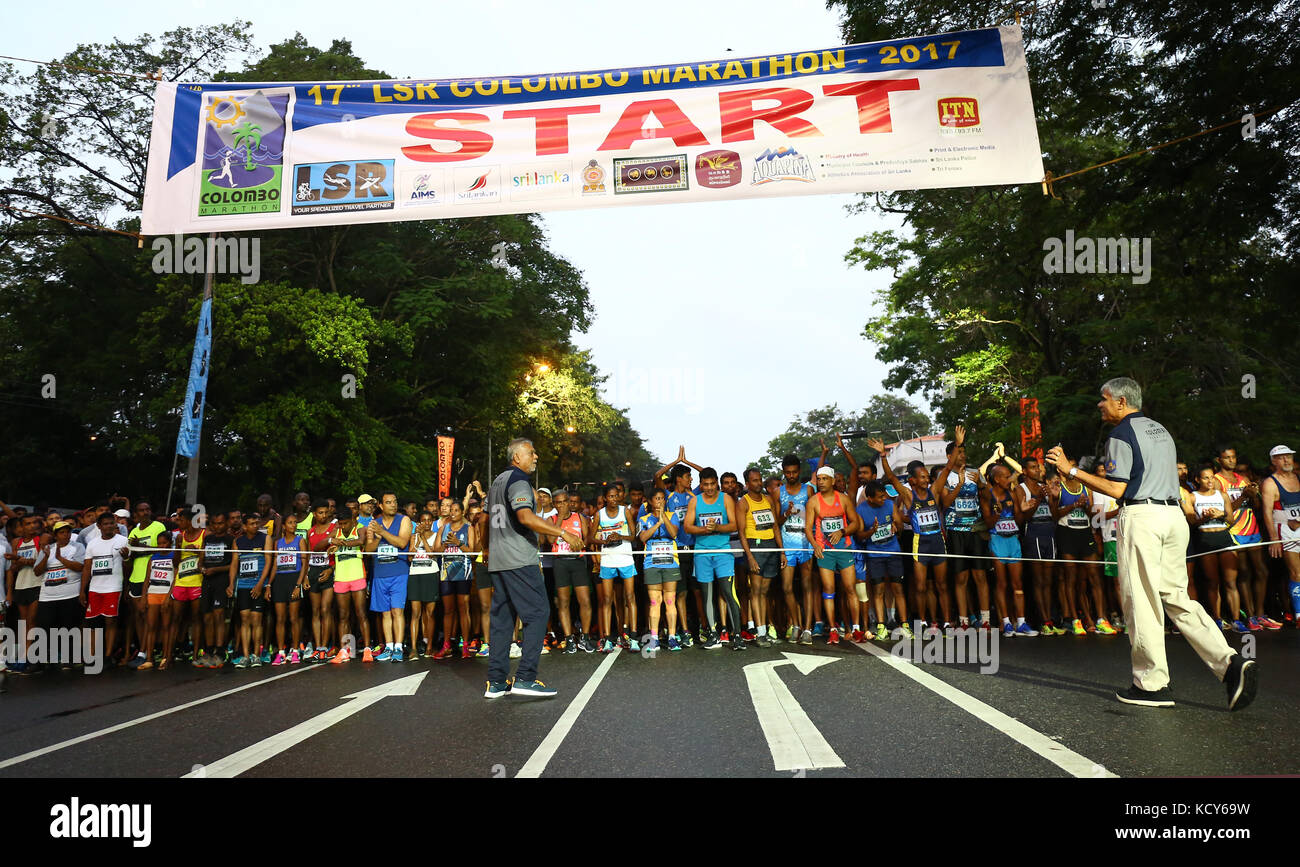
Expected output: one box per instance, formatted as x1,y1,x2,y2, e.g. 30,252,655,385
831,0,1299,465
751,394,934,477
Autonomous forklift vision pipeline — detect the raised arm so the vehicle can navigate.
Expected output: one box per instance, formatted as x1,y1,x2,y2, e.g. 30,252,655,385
836,433,860,499
867,437,902,492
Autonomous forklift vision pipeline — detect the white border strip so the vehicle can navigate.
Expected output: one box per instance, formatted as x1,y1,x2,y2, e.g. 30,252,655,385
516,649,621,778
852,640,1118,778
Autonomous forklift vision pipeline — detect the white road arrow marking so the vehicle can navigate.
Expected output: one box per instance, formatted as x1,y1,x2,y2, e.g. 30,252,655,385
183,671,428,778
745,651,844,772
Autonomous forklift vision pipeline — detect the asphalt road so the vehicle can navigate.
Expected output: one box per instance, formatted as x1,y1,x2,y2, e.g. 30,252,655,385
0,627,1294,778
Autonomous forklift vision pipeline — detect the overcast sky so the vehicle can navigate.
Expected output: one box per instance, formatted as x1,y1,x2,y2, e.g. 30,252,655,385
13,0,913,473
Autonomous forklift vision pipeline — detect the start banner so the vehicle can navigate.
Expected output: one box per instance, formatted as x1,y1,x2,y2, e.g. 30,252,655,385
142,26,1043,234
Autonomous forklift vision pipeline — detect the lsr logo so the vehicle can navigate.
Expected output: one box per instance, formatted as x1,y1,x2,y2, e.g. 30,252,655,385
292,159,395,214
396,81,922,162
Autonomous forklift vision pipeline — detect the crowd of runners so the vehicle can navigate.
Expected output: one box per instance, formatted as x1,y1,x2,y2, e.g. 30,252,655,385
3,431,1299,674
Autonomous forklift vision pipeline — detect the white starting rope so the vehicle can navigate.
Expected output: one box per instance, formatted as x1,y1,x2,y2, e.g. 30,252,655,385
124,535,1290,566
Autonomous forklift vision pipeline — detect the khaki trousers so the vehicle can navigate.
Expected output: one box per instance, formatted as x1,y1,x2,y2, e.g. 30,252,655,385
1116,503,1234,691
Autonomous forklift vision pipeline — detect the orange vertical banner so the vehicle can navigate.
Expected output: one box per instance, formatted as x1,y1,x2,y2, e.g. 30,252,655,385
1019,398,1042,462
437,436,455,498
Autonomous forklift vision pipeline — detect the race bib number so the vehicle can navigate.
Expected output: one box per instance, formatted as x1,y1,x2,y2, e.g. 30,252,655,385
92,556,114,577
870,523,893,543
599,528,617,542
820,515,844,536
239,557,259,576
179,556,199,576
785,507,805,532
1288,504,1300,522
204,544,227,563
336,548,356,562
412,551,434,568
276,551,298,568
649,540,674,566
701,513,722,528
554,536,573,554
673,507,686,523
752,508,775,530
377,543,398,563
994,518,1020,535
44,567,68,586
309,551,329,567
1067,507,1089,529
1032,501,1051,522
915,507,940,531
150,566,173,586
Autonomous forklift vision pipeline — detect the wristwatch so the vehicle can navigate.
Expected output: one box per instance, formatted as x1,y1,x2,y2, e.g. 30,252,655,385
1069,467,1079,478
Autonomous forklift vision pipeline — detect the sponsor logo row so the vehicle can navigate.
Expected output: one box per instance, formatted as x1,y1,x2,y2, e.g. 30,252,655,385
276,147,824,214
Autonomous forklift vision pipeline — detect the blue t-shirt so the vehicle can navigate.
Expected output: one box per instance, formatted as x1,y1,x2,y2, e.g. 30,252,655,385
638,511,681,569
857,499,900,555
665,488,699,549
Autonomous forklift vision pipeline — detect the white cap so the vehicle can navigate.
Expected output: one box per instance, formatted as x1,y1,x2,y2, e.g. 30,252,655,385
113,509,130,519
815,466,836,478
537,487,552,496
1270,445,1295,457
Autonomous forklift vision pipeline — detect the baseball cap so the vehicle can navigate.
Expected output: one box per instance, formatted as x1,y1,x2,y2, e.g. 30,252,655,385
1270,445,1295,457
815,466,836,478
113,508,130,519
538,487,552,497
52,520,73,531
357,494,375,504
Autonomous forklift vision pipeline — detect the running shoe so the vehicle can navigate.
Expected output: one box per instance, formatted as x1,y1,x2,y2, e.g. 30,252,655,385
731,634,748,651
786,625,797,642
602,638,615,653
564,635,577,654
431,642,453,660
289,649,301,664
361,646,375,663
629,637,641,652
330,647,351,664
467,638,482,654
251,655,263,667
1247,617,1263,632
799,629,813,646
580,634,597,653
702,633,722,650
719,630,730,643
924,623,940,638
472,642,488,658
510,679,557,697
812,622,825,637
827,628,841,646
509,642,522,659
767,625,780,643
1070,619,1086,635
681,631,694,648
1014,622,1039,637
1217,618,1231,631
484,680,510,699
260,649,272,665
1259,615,1283,630
755,633,772,647
1040,620,1057,635
1096,618,1117,635
875,623,890,641
667,636,682,652
303,642,314,657
461,644,473,660
1232,620,1250,634
645,636,660,655
1116,684,1175,708
1002,622,1015,638
740,629,756,643
1085,621,1097,634
539,643,550,655
375,647,393,662
851,628,865,643
618,633,631,650
392,646,404,663
232,655,247,668
898,623,915,639
191,652,208,669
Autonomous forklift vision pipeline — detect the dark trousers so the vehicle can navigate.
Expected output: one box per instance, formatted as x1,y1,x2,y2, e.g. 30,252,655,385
487,565,550,684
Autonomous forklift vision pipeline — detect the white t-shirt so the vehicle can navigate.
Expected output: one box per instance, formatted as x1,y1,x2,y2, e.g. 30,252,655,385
13,536,42,591
84,533,130,594
1092,492,1118,543
39,542,85,602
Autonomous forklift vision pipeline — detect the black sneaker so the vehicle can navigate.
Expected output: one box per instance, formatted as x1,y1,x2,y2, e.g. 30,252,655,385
730,635,748,651
564,635,577,655
1224,654,1258,712
1115,684,1175,707
578,633,596,653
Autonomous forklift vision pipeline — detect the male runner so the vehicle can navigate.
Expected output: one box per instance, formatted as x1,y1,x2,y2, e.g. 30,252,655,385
549,490,594,653
365,492,413,662
1014,456,1061,633
778,454,815,644
855,479,910,640
736,468,783,646
805,465,863,645
1216,446,1280,629
684,468,744,650
1260,445,1300,624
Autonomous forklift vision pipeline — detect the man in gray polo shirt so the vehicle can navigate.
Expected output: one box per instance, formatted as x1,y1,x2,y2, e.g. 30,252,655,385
1046,377,1257,710
483,438,583,699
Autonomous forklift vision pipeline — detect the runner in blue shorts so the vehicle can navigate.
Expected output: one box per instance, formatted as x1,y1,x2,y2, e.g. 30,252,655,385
855,478,910,640
684,467,742,650
806,465,862,645
778,454,815,645
981,464,1038,637
592,483,637,652
365,492,412,662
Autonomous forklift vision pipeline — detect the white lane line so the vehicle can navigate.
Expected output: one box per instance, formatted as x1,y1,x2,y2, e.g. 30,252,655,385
851,641,1118,778
744,655,845,772
516,649,621,778
0,665,323,771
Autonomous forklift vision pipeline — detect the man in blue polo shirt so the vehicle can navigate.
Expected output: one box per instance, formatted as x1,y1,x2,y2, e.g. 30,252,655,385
1046,377,1257,711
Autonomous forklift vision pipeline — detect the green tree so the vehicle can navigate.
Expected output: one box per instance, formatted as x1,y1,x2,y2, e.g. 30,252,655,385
832,0,1300,466
751,394,934,477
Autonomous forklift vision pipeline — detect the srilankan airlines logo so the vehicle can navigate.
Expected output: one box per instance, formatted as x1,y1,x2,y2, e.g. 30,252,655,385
454,166,501,203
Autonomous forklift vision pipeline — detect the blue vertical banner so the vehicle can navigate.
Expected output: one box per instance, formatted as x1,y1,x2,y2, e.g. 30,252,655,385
176,297,212,458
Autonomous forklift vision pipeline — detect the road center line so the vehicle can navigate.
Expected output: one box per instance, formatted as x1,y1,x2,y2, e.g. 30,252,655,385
516,648,621,778
0,665,323,771
851,640,1118,778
